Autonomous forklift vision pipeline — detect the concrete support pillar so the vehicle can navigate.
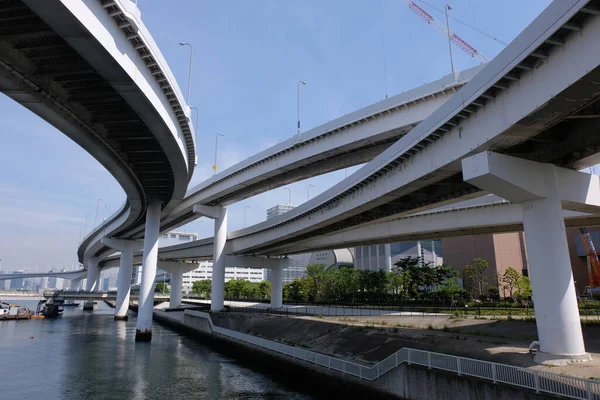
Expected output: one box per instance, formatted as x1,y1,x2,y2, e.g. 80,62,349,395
463,151,593,365
522,194,587,363
211,207,227,311
102,238,143,321
83,259,99,310
270,266,283,308
115,248,134,320
170,266,183,308
135,201,161,342
384,244,392,273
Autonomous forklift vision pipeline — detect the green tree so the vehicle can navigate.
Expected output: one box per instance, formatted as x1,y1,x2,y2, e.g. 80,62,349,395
258,281,271,300
192,280,212,298
502,267,520,299
515,275,533,305
305,264,328,301
155,281,169,293
284,278,309,302
487,287,500,302
464,258,489,299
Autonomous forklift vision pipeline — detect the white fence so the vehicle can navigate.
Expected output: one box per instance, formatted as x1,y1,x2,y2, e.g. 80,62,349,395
184,310,600,400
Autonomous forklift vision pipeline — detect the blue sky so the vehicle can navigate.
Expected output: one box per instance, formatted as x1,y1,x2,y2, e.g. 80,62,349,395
0,0,551,271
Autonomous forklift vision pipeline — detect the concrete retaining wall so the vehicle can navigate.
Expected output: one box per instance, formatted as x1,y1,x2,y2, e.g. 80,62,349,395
155,311,555,400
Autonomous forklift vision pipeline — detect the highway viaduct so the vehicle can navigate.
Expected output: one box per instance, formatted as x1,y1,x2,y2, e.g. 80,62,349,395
3,0,600,367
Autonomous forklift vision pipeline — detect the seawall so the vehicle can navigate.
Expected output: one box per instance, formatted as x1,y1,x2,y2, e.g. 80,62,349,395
153,310,557,400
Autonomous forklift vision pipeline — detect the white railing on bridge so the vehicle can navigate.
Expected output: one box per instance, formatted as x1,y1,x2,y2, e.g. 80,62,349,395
186,310,600,400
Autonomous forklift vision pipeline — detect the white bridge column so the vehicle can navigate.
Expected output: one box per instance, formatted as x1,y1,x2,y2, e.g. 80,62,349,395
463,151,594,365
136,201,161,342
83,258,99,311
102,238,143,321
191,205,228,312
170,267,183,308
158,261,198,309
115,248,135,321
270,266,283,308
211,207,227,311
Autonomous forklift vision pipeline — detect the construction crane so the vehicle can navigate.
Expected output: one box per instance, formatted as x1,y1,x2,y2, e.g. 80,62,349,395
579,228,600,295
401,0,489,64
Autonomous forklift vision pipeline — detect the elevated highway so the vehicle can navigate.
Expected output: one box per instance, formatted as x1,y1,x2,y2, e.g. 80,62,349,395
0,0,194,340
150,65,482,234
98,196,600,266
95,0,600,359
0,269,87,282
226,0,600,257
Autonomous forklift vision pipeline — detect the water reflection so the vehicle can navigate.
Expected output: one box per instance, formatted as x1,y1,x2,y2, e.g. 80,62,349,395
2,301,314,400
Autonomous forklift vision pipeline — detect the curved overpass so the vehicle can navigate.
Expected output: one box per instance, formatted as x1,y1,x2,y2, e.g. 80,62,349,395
99,0,600,358
227,0,600,256
0,0,194,339
154,65,482,233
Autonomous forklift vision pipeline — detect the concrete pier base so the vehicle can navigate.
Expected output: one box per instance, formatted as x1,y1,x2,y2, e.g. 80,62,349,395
114,315,128,321
135,329,152,342
83,300,94,311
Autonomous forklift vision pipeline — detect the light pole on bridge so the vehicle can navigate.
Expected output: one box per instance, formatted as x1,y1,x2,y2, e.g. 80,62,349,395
190,106,199,154
94,198,104,227
179,42,193,105
83,212,92,236
297,80,307,138
284,187,292,205
307,184,314,201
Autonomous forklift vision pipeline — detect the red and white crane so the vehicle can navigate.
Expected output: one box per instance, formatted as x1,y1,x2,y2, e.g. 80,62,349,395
401,0,489,64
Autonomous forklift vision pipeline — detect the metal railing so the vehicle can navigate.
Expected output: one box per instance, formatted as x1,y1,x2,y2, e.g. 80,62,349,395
186,310,600,400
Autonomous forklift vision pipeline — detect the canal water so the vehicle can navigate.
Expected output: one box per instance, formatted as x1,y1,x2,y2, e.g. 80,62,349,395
0,300,317,400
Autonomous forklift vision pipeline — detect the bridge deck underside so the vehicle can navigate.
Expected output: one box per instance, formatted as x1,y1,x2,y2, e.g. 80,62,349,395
0,0,176,236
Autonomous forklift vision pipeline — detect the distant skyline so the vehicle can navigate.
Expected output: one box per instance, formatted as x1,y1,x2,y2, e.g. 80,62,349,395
0,0,552,270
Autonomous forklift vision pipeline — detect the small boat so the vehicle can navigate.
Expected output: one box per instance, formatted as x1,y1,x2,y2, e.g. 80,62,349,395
62,301,80,307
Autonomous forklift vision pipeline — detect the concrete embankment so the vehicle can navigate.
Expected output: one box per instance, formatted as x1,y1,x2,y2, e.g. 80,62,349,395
153,309,556,400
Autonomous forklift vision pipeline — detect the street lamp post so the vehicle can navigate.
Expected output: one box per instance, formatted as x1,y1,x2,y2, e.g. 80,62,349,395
445,5,455,75
190,106,199,136
284,187,291,205
213,133,224,175
297,80,306,137
94,198,104,227
244,205,251,228
179,42,193,105
307,184,314,201
83,212,92,235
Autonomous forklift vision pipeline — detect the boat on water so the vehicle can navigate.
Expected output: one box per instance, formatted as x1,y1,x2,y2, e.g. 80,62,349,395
62,301,80,307
0,302,33,320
